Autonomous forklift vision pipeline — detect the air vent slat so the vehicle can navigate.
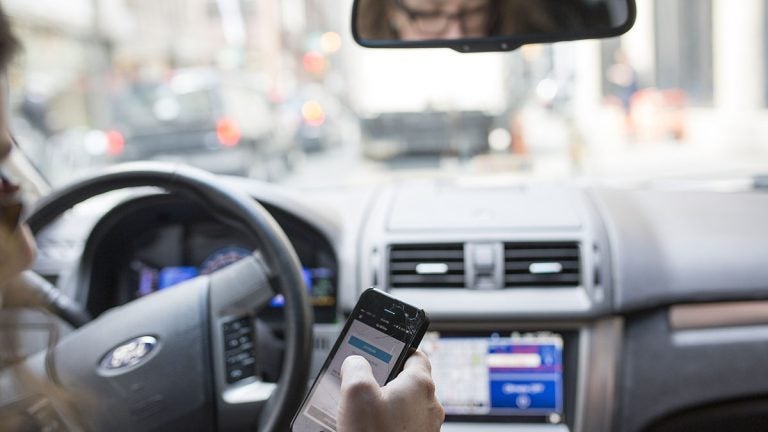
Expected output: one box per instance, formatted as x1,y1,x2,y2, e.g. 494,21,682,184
390,262,465,272
504,262,580,271
504,274,580,284
504,249,579,259
389,244,465,289
504,242,581,288
390,275,467,284
390,250,465,260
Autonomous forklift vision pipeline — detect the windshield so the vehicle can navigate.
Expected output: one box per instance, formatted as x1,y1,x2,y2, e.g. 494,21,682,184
5,0,768,188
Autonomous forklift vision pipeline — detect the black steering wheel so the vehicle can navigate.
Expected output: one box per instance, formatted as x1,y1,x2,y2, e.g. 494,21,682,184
24,163,313,431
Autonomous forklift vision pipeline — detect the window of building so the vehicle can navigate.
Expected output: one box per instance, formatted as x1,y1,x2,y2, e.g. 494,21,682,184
654,0,714,106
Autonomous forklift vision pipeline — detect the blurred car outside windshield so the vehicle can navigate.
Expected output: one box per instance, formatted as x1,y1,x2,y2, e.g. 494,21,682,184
4,0,768,189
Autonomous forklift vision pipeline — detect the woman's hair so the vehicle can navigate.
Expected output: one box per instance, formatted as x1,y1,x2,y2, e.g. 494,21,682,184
495,0,613,36
355,0,398,40
0,4,18,68
495,0,560,35
0,5,89,431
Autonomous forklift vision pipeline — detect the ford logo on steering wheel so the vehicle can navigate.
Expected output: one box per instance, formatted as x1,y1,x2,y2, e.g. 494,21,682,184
99,336,159,373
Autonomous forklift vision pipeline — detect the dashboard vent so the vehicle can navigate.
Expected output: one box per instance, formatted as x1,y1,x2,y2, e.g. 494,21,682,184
504,242,580,287
389,244,465,289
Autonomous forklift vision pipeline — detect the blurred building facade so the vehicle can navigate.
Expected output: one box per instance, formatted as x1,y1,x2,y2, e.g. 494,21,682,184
4,0,347,129
528,0,768,179
614,0,766,110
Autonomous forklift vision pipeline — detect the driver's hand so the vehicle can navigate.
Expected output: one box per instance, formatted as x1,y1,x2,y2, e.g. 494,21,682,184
337,351,445,432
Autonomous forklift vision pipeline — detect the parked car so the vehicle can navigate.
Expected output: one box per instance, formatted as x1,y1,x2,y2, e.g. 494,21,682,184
107,68,294,178
361,110,494,160
282,85,349,153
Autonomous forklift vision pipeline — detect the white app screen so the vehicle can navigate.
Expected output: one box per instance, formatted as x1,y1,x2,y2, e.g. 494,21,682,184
297,319,406,432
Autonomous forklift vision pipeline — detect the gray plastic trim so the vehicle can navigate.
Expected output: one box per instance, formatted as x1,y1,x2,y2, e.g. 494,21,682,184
357,183,607,318
389,288,593,320
619,309,768,432
591,188,768,312
574,317,623,432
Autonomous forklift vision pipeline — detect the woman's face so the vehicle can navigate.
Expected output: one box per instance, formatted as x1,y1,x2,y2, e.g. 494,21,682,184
0,81,35,288
390,0,491,40
0,88,9,159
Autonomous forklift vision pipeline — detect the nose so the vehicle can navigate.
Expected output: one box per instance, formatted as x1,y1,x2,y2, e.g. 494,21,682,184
442,18,464,39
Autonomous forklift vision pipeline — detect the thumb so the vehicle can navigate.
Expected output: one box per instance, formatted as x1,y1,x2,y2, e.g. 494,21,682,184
341,355,379,388
338,356,382,431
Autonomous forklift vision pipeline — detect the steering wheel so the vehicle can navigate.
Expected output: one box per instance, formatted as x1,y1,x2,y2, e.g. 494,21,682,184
24,163,313,431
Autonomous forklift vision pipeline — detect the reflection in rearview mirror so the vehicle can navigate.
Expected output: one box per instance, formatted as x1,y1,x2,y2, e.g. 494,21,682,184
353,0,635,52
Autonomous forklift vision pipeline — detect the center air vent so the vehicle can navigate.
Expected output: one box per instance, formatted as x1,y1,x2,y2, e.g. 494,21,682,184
504,242,580,287
389,244,465,289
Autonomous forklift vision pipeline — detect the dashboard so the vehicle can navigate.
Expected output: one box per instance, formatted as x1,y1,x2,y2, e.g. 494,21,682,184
79,194,338,324
31,178,768,432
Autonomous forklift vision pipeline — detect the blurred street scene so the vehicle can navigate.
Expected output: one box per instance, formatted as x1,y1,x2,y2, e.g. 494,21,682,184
3,0,768,188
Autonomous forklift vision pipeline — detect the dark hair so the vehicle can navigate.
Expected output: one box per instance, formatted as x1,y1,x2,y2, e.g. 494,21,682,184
0,5,19,68
0,10,87,431
355,0,398,40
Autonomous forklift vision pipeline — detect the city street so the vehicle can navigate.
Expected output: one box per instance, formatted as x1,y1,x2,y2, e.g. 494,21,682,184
278,105,768,190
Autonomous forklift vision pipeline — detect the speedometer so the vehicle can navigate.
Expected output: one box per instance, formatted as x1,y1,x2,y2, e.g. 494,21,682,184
200,246,252,275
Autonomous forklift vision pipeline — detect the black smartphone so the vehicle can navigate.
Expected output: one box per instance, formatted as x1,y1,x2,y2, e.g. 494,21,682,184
291,288,429,432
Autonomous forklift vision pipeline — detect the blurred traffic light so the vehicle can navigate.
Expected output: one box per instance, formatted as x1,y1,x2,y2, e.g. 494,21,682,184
320,32,342,54
302,51,327,75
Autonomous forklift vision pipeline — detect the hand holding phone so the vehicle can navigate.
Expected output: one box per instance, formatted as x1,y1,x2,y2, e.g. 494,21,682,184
291,288,433,432
336,351,444,432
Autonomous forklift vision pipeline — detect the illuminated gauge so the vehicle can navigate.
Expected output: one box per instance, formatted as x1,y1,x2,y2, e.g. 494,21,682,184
200,246,252,275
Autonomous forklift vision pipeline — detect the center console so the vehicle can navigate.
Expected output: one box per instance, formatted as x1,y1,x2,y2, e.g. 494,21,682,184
344,182,622,432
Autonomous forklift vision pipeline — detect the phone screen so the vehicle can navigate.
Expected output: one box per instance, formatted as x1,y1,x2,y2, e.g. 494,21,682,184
292,290,426,432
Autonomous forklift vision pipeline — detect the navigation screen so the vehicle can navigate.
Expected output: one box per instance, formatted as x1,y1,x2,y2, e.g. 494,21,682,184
420,332,564,424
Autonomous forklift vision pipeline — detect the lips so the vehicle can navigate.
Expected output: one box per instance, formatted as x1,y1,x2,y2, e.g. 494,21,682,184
0,166,23,229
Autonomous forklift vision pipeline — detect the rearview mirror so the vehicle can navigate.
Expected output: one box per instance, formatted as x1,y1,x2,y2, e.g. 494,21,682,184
352,0,636,53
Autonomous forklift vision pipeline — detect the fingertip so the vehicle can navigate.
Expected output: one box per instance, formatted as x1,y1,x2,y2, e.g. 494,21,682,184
340,355,375,385
339,355,380,401
341,355,370,375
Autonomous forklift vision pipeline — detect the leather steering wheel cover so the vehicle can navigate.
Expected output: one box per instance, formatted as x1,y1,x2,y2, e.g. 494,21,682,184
27,162,313,432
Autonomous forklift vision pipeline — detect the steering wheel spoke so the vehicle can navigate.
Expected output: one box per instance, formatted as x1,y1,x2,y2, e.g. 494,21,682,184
208,254,280,410
208,252,277,316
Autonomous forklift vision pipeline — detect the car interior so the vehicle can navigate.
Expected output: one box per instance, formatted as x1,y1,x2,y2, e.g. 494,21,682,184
3,0,768,431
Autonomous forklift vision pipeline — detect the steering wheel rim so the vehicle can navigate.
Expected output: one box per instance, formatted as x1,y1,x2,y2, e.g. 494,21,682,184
26,162,313,432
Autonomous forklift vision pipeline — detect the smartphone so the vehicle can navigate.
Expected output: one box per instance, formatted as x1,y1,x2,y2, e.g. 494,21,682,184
291,288,429,432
